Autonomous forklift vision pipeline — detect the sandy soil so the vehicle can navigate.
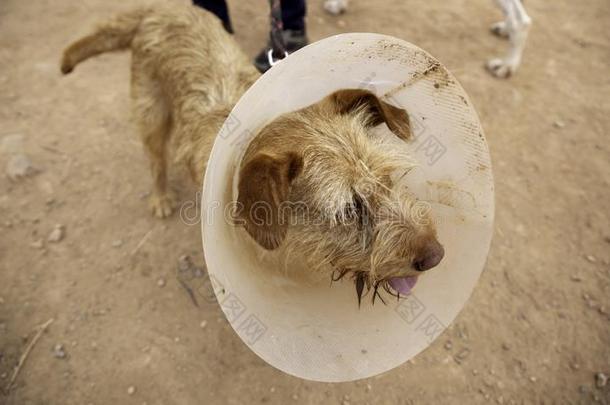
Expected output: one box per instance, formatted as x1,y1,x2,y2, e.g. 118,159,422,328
1,0,609,404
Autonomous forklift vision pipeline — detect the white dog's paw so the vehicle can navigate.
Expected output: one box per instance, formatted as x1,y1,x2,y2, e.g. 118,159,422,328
486,58,517,78
324,0,348,15
490,21,510,38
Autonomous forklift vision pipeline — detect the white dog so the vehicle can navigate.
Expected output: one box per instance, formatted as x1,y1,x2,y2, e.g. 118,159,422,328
323,0,532,78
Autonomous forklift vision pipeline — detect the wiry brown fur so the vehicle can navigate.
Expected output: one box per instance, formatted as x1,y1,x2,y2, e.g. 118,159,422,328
236,98,442,297
62,4,258,216
61,4,444,302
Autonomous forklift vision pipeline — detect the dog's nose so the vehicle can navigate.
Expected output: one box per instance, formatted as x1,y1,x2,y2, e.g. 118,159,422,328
414,240,445,271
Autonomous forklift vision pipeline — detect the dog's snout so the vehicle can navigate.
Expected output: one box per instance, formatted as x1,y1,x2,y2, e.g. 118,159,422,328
414,240,445,271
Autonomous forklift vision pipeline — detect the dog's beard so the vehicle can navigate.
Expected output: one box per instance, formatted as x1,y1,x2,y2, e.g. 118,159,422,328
282,170,430,306
282,215,421,307
330,268,417,307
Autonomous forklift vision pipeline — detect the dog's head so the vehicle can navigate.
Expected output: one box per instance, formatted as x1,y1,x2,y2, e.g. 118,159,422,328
235,89,444,304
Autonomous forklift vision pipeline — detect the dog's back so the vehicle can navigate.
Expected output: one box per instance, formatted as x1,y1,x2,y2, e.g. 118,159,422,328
61,4,258,108
61,4,260,216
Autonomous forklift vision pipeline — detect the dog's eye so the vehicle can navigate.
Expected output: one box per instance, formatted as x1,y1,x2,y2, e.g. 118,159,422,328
342,193,368,225
342,203,358,221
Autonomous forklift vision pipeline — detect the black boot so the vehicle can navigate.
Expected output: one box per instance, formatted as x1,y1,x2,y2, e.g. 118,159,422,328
253,29,309,73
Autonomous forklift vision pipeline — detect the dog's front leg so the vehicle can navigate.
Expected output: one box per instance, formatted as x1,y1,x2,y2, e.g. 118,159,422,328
487,0,532,78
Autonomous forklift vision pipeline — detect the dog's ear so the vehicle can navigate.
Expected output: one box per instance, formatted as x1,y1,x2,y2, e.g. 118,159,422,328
237,151,303,250
327,89,412,141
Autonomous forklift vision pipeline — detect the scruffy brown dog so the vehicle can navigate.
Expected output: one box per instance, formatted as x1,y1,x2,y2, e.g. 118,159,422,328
62,5,259,217
61,4,444,302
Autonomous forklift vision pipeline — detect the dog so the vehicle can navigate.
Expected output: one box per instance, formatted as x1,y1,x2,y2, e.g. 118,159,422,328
61,4,444,304
323,0,532,78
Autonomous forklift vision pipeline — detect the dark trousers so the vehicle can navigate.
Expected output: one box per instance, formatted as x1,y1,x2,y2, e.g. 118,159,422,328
193,0,306,34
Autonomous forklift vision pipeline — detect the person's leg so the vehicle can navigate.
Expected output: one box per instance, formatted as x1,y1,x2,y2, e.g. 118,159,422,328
281,0,306,31
254,0,308,73
192,0,234,33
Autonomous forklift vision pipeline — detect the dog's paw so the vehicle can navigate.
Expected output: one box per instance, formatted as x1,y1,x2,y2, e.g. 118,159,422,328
490,21,510,38
323,0,348,15
149,192,176,218
486,58,516,79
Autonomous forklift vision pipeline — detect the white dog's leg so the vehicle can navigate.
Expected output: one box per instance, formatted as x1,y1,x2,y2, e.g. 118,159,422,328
490,20,510,38
487,0,532,78
324,0,349,15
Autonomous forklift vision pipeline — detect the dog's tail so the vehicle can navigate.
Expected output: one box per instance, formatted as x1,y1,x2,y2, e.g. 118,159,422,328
60,8,149,74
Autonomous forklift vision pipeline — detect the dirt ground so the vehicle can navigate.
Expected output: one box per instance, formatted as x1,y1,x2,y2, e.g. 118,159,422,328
1,0,609,404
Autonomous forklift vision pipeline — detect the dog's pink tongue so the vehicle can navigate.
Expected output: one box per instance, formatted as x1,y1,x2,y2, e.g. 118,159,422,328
389,277,418,295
